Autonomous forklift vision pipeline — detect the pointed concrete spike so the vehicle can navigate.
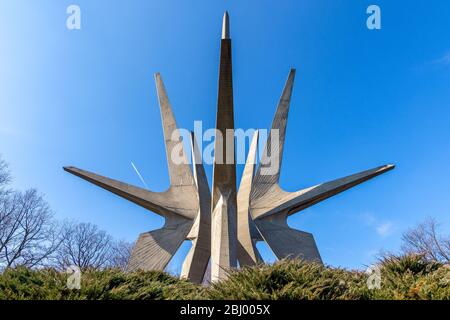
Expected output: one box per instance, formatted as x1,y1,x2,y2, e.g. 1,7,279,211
190,132,212,217
222,11,230,39
237,131,263,266
190,132,211,210
211,17,238,282
189,132,207,189
251,69,296,200
252,164,395,220
180,132,211,284
238,130,259,191
154,73,194,187
63,166,198,220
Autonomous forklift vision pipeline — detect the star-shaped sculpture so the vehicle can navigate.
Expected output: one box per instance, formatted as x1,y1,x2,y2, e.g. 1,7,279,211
64,12,394,283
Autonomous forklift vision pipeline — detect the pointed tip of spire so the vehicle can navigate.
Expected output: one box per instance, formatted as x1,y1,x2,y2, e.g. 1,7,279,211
373,163,395,175
288,68,296,82
222,11,230,39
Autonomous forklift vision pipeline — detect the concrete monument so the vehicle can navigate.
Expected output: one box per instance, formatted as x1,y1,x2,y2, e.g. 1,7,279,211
64,12,394,283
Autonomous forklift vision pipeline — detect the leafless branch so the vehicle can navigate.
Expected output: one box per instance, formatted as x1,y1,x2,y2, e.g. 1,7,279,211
401,217,449,263
0,189,60,270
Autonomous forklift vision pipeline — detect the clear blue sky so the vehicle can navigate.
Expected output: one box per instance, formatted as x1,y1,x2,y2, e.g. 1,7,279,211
1,0,449,273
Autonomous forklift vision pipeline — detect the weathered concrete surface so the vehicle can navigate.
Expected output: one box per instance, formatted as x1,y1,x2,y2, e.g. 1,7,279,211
180,132,211,283
237,131,263,266
210,11,238,282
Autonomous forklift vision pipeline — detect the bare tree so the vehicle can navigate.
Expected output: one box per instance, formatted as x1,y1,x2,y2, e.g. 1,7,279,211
0,189,60,269
111,240,134,271
0,156,10,187
0,156,60,269
0,156,11,228
55,222,116,270
401,218,449,263
55,221,135,271
1,156,134,272
0,156,11,211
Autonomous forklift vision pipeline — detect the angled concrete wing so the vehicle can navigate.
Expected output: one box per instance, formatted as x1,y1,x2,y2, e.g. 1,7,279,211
63,166,197,220
128,218,193,271
255,216,321,262
251,164,395,220
64,73,199,272
249,69,394,262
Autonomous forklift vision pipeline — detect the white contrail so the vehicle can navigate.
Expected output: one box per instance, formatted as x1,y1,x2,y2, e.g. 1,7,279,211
131,161,149,189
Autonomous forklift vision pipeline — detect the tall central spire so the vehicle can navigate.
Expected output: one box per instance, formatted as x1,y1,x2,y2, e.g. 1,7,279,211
210,11,237,282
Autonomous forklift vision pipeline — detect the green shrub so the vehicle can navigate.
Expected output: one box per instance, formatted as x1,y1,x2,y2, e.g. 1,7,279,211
0,267,203,300
364,254,448,300
0,255,448,300
206,255,448,300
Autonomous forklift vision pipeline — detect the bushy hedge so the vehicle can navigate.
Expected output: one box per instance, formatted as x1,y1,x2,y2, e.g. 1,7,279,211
0,268,203,300
206,255,449,300
0,255,448,300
